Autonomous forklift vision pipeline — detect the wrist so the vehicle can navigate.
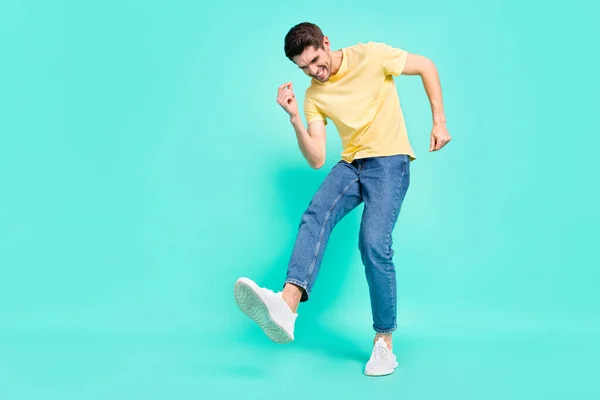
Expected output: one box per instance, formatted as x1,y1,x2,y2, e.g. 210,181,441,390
433,116,446,125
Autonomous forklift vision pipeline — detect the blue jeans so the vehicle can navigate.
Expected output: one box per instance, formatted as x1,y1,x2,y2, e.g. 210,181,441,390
285,154,411,333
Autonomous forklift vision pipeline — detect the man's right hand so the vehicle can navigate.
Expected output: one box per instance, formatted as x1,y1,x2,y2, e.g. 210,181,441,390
277,82,298,118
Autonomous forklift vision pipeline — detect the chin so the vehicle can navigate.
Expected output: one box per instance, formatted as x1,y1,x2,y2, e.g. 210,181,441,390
313,68,329,82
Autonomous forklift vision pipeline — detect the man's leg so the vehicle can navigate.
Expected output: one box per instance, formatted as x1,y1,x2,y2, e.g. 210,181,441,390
283,160,363,311
234,160,362,343
357,155,410,375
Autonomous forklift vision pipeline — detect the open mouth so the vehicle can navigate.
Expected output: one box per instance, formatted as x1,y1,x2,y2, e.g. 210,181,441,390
315,67,325,79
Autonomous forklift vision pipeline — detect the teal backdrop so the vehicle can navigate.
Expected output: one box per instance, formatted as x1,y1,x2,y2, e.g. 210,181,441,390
1,0,599,399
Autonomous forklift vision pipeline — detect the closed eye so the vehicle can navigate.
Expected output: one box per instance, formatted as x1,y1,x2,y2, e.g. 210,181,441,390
299,55,320,70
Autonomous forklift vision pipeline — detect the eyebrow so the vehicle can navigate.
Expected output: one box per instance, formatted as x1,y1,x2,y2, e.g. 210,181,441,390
298,55,319,69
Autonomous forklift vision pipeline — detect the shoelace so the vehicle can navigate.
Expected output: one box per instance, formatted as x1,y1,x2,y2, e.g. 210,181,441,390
376,344,390,361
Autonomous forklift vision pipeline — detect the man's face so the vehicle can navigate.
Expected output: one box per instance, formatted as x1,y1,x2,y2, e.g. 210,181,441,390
293,38,332,82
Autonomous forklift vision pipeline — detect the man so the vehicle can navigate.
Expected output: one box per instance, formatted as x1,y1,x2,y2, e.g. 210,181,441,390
234,22,451,376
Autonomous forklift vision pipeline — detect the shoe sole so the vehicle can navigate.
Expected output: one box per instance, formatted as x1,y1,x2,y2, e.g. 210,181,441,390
234,278,293,344
364,362,399,377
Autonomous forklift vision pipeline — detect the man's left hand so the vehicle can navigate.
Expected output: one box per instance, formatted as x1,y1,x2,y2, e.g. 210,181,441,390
429,122,452,152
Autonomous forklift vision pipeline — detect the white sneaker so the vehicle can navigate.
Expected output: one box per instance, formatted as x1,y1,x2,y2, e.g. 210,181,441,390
234,277,297,344
364,337,399,376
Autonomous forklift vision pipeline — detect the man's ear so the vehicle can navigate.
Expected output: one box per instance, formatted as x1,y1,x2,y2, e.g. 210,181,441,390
322,36,330,51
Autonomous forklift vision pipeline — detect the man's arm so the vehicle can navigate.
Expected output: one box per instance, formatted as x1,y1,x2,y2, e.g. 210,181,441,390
290,116,327,169
277,83,327,169
402,53,452,151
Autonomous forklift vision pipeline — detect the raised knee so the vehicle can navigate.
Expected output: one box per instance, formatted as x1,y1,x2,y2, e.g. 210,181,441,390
300,202,324,225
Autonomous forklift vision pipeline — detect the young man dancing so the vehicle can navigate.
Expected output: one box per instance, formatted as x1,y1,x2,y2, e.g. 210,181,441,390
234,22,451,376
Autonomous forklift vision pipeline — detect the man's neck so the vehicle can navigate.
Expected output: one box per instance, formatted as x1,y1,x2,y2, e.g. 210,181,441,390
330,49,344,76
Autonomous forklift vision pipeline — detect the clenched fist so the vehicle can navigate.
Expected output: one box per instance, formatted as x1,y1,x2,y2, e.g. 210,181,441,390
277,82,298,118
429,121,452,152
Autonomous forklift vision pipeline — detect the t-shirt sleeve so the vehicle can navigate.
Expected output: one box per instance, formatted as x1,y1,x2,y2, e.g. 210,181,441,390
371,41,408,76
303,96,327,125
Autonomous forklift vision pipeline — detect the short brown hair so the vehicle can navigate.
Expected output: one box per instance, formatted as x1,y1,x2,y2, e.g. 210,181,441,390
284,22,324,61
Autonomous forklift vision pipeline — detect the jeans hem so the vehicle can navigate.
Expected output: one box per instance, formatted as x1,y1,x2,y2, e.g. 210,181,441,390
374,326,397,334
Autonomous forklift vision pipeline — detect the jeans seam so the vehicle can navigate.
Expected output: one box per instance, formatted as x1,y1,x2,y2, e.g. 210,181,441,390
306,177,360,285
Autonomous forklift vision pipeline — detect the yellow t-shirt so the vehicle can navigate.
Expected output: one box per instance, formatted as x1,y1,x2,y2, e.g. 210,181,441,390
303,41,416,162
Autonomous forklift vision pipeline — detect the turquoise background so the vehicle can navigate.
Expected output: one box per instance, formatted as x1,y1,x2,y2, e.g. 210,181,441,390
1,0,599,398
